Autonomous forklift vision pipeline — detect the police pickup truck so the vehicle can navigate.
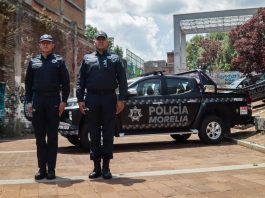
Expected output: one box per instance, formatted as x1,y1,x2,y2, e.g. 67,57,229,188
50,70,252,150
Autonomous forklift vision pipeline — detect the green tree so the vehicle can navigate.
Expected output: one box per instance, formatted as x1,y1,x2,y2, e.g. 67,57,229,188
112,45,123,58
84,24,98,41
84,25,123,57
186,35,204,70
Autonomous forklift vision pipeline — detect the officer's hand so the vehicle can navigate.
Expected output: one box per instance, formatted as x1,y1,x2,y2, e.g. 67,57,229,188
59,102,66,117
78,102,86,115
28,103,33,113
116,101,125,114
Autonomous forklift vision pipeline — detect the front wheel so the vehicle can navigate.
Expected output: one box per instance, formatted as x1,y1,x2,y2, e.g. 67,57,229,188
170,134,191,142
80,123,90,151
199,116,225,144
66,136,81,148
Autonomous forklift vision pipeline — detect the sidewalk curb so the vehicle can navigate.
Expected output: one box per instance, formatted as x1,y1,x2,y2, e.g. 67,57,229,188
225,136,265,154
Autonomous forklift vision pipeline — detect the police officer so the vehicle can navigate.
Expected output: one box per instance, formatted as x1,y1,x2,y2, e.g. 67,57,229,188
25,34,70,180
76,31,128,179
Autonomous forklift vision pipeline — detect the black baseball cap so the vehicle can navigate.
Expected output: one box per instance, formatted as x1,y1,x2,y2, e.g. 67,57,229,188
39,34,53,42
95,31,108,39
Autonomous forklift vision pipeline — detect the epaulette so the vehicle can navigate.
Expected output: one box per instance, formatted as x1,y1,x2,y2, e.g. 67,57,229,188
31,54,41,62
109,54,120,62
84,52,97,64
54,54,63,61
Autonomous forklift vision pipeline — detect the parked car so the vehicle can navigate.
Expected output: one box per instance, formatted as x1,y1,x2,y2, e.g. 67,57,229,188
226,73,265,102
24,70,253,150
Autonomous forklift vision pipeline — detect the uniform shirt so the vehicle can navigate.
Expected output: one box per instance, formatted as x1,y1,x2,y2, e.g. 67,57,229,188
76,50,128,102
25,53,70,103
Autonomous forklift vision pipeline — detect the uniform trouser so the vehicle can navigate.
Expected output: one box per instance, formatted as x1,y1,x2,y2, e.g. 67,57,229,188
85,93,117,161
32,94,60,171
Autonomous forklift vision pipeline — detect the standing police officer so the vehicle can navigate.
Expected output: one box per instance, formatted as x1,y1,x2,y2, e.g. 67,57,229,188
76,31,128,179
25,34,70,180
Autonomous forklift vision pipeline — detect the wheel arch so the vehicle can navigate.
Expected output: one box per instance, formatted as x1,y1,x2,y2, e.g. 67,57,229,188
192,105,231,134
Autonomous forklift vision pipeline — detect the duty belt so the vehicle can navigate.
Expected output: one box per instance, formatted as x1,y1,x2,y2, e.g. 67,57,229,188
87,90,115,95
34,91,59,96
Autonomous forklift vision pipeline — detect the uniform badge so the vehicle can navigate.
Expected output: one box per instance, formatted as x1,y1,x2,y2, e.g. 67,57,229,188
51,59,57,63
103,59,107,68
128,106,143,122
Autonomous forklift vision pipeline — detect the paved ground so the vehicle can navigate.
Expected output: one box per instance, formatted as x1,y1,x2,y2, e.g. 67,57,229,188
0,104,265,197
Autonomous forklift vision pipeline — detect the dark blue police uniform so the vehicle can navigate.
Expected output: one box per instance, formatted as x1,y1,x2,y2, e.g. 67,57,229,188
25,53,70,175
76,50,127,175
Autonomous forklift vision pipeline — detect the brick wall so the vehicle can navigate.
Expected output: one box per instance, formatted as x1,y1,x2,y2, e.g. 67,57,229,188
0,0,93,136
30,0,85,33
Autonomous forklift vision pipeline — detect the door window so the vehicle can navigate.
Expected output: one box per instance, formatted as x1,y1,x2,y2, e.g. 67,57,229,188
166,78,191,95
130,79,161,96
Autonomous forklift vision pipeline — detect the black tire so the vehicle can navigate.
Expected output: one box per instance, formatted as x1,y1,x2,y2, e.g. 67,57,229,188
170,134,191,142
80,123,90,151
66,136,81,148
199,116,225,144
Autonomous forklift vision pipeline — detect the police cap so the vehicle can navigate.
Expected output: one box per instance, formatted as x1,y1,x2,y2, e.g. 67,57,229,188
39,34,53,42
95,31,108,39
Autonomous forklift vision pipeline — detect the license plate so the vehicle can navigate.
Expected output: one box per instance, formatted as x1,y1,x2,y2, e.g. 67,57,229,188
240,106,248,115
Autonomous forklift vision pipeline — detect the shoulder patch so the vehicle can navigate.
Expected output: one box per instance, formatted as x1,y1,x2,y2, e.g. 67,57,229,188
31,54,41,62
84,53,97,64
54,54,63,61
109,54,120,62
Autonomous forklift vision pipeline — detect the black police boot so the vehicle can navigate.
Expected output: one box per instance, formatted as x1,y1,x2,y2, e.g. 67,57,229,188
34,169,47,180
46,170,56,180
89,160,102,179
102,159,112,179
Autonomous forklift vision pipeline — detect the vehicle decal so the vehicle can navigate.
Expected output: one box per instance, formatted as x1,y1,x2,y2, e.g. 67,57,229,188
122,122,189,130
126,98,201,105
128,106,143,122
201,97,245,103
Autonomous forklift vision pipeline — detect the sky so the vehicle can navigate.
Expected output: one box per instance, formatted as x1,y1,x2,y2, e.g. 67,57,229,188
85,0,264,61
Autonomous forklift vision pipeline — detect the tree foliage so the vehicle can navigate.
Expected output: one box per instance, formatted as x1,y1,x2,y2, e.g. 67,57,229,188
84,24,123,58
84,24,98,41
186,33,235,71
229,8,265,74
186,35,204,70
198,38,222,71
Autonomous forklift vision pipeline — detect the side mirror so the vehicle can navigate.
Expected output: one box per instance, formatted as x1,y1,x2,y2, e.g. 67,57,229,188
127,88,137,96
238,85,243,89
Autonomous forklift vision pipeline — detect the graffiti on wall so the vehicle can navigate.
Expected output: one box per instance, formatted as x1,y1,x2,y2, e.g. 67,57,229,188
0,83,5,119
209,71,241,86
2,81,25,118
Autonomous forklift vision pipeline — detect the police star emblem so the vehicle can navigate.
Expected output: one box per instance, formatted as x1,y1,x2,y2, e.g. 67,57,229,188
128,106,143,122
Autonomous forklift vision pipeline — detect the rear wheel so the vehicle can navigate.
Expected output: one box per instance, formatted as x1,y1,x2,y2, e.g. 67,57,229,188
199,116,225,144
80,123,90,151
170,134,191,142
66,136,81,148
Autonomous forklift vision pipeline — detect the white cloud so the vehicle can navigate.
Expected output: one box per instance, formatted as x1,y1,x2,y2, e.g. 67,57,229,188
85,0,264,61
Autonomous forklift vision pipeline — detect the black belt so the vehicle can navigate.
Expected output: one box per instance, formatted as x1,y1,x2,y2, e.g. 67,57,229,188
87,90,115,95
34,91,59,96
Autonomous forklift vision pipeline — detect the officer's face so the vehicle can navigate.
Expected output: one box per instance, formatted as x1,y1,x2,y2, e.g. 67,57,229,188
95,37,108,52
39,41,55,55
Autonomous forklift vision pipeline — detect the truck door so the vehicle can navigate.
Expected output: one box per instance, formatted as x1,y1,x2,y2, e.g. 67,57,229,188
162,77,201,129
120,77,164,132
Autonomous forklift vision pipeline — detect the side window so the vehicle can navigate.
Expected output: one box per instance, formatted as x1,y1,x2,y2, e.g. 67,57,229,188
130,79,161,96
166,78,191,95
